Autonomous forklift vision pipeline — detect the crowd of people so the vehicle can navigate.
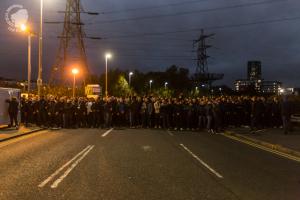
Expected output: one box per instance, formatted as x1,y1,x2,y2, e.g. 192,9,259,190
9,94,296,134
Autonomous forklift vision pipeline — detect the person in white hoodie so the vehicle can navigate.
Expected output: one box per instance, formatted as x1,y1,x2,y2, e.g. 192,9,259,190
86,98,94,128
153,98,161,128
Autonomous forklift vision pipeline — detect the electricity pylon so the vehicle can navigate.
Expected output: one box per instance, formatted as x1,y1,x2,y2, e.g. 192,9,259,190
49,0,100,84
193,29,223,87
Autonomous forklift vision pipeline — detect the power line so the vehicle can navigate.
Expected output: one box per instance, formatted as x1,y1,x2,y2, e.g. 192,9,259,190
102,15,300,39
87,47,194,54
90,0,287,25
116,55,194,58
99,0,211,14
112,56,195,61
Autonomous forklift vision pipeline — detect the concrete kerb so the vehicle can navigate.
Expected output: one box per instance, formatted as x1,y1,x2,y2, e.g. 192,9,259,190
0,128,45,143
223,131,300,159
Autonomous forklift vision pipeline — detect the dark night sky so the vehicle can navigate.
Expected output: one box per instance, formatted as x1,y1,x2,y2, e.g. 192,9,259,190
1,0,300,88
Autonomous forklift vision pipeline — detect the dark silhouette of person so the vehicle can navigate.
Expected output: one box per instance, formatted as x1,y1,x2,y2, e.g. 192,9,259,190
7,97,19,128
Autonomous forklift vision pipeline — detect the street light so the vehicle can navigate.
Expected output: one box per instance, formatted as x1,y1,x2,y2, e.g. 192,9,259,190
164,82,168,90
20,24,27,32
105,53,112,98
20,24,34,94
37,0,44,97
72,68,79,98
20,83,26,92
129,72,133,87
149,80,153,92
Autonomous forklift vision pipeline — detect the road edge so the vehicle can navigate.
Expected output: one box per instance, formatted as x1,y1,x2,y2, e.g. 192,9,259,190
223,131,300,160
0,128,46,143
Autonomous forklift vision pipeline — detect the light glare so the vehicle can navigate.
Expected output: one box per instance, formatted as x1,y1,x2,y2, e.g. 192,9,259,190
20,24,27,32
105,53,112,59
72,68,79,75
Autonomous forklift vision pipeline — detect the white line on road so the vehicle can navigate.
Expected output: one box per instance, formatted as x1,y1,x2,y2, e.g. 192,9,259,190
180,144,223,179
38,145,92,188
167,130,174,136
101,128,114,137
51,145,94,188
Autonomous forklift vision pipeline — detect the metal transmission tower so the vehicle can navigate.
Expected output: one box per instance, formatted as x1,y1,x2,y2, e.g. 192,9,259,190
49,0,99,84
194,29,214,74
193,29,223,87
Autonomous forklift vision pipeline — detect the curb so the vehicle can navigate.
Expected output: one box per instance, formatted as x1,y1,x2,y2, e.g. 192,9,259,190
0,125,9,130
224,131,300,159
0,128,46,143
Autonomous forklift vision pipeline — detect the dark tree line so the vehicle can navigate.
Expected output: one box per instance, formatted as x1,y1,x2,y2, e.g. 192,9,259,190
88,65,194,96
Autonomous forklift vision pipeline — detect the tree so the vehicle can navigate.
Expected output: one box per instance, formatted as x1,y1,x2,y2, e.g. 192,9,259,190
113,75,131,96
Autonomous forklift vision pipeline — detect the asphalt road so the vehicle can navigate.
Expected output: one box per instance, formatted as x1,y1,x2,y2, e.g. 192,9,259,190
0,128,299,200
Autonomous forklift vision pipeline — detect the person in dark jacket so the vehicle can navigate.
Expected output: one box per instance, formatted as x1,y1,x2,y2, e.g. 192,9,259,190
173,100,182,131
206,101,214,133
47,98,57,128
271,97,282,128
251,97,265,131
7,97,19,128
55,97,65,128
38,96,48,127
280,96,292,134
212,100,222,133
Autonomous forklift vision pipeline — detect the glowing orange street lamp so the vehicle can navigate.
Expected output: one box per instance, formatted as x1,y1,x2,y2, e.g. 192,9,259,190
72,68,79,98
20,24,34,94
20,24,27,32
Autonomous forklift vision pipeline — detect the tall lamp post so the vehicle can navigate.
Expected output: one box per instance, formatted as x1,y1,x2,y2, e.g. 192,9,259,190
37,0,44,97
72,68,79,98
129,72,133,87
164,82,168,90
105,53,112,98
149,80,153,93
20,24,33,94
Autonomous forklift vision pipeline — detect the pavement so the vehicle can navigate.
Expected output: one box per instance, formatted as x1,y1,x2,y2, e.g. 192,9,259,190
0,128,300,200
224,126,300,159
0,125,44,142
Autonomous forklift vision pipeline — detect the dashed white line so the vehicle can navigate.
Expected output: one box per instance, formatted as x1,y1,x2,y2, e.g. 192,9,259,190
167,130,174,136
51,145,94,188
38,145,92,188
180,144,223,179
101,128,114,137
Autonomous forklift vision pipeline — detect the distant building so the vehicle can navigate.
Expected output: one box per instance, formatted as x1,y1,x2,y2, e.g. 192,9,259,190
235,79,250,92
235,79,262,93
261,81,282,94
294,88,300,96
235,61,282,94
247,61,262,80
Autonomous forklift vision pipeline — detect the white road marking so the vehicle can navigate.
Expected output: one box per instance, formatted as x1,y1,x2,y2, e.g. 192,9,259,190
38,145,92,188
180,144,223,179
51,145,94,188
167,130,174,136
222,134,300,163
101,128,114,137
142,145,152,152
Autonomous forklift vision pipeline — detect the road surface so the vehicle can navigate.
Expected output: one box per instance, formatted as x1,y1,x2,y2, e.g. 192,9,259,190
0,128,299,200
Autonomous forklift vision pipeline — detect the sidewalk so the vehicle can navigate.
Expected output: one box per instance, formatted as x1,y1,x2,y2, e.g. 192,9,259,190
225,126,300,158
0,126,44,142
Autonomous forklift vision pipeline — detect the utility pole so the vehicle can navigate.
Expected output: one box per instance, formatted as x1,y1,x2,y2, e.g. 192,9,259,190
28,33,32,94
37,0,43,96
